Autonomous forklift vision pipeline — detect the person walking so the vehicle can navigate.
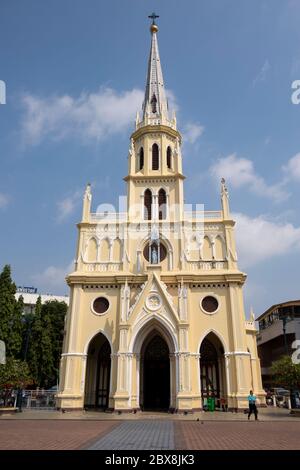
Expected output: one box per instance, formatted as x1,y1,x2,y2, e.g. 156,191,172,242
247,390,258,420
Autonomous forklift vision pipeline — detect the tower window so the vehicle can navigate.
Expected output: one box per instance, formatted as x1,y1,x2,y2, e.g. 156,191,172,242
167,146,172,169
139,147,144,170
152,143,159,170
158,188,167,220
151,93,157,113
144,189,152,220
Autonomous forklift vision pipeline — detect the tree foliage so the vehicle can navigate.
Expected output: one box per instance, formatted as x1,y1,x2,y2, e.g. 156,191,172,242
27,298,67,388
271,355,300,390
0,264,68,390
0,357,33,389
0,265,26,359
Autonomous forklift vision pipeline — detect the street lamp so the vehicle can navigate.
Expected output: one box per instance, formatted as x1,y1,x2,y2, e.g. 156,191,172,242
278,308,294,356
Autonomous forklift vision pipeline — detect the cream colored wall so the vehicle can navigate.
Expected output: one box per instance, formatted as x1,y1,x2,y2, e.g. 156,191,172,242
58,120,264,412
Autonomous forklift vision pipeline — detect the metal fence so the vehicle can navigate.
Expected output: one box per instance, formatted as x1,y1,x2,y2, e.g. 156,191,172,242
0,389,57,410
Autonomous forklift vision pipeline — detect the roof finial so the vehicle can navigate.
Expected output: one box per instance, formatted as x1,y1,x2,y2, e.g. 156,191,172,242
148,12,159,33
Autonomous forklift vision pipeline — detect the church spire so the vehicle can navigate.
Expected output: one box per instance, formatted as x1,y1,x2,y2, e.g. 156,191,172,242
142,13,169,122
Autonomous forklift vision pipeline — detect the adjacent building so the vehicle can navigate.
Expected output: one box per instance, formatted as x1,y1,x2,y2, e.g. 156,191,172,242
257,300,300,388
15,287,69,315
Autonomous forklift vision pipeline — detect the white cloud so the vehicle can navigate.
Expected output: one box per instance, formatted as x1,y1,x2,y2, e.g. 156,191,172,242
21,87,144,146
253,60,270,86
57,189,82,222
234,212,300,268
0,193,9,209
282,152,300,181
165,89,179,114
210,153,289,202
183,122,205,144
32,261,74,292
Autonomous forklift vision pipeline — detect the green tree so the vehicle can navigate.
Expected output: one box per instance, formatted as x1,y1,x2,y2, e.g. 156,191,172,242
6,295,24,359
27,296,42,386
0,357,32,406
44,300,67,385
0,265,24,358
27,298,67,388
271,355,300,390
39,300,55,388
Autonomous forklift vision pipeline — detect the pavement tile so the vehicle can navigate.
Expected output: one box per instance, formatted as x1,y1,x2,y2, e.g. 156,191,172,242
87,420,174,450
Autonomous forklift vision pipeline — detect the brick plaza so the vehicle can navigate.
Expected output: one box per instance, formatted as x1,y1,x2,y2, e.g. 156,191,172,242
0,409,300,450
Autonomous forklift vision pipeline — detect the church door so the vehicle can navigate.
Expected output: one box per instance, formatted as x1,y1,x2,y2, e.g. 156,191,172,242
142,334,170,410
95,341,111,409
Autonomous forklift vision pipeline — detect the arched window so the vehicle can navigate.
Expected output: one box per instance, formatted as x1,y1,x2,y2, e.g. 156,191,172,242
139,147,144,170
167,146,172,169
144,189,152,220
152,143,159,170
158,188,167,220
151,93,157,113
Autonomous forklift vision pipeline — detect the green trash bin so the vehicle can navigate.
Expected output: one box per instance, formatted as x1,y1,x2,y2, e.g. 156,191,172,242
207,397,215,411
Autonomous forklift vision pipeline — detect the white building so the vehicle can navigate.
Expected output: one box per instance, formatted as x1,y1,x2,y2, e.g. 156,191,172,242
15,287,69,315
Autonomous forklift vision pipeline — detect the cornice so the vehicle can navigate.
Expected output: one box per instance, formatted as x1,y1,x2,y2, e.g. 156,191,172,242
131,124,181,142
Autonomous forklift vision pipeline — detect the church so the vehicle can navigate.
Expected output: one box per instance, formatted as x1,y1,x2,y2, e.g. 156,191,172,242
57,16,265,412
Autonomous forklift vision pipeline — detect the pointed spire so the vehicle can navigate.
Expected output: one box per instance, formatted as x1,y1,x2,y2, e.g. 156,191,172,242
143,13,168,122
221,178,230,219
82,183,92,222
250,306,255,322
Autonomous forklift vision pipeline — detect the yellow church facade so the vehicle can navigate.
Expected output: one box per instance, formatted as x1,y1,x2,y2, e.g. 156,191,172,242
57,19,265,412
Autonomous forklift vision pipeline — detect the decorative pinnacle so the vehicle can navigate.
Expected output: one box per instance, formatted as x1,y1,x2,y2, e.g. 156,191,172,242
148,12,159,33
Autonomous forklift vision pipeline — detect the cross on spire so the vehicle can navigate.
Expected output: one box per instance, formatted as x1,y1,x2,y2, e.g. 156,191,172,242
148,12,159,25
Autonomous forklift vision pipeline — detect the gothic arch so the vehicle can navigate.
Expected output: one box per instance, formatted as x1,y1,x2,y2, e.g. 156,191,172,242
167,146,172,169
158,188,167,220
84,330,112,409
99,237,111,261
197,329,228,355
202,236,213,260
152,143,159,170
198,330,228,406
130,316,178,354
139,147,144,170
137,232,173,254
213,235,226,260
84,236,99,262
113,237,122,261
84,328,113,356
144,188,152,220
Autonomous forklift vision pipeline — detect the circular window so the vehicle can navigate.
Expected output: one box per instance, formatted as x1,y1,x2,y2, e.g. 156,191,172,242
92,297,109,315
201,296,219,314
143,242,167,262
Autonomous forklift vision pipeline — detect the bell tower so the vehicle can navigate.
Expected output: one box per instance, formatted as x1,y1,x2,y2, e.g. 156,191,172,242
125,14,185,223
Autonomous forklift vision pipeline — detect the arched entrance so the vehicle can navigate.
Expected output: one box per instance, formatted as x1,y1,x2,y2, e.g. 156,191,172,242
140,333,170,410
84,333,111,409
200,333,226,409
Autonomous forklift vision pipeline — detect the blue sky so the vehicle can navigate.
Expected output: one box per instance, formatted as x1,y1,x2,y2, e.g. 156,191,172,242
0,0,300,317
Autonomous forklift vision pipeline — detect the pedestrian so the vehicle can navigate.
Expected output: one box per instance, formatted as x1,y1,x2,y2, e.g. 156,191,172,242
247,390,258,420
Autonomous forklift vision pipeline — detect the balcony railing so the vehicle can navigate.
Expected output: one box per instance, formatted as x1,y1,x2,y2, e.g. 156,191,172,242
84,262,123,272
184,211,222,220
186,261,227,270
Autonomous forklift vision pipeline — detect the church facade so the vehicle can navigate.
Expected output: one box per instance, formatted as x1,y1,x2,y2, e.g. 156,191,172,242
57,19,264,412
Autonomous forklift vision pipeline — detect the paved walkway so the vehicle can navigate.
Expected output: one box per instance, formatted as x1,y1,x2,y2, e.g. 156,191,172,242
1,419,299,450
88,421,174,450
